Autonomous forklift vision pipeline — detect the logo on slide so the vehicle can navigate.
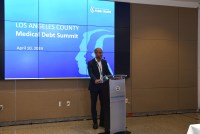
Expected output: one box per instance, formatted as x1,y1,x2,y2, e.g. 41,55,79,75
90,6,112,14
75,29,114,76
115,86,121,92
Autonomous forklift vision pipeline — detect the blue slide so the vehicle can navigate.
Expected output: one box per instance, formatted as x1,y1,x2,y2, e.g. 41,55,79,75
5,0,115,79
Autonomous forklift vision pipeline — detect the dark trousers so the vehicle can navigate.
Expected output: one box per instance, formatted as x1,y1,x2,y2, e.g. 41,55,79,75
90,87,104,125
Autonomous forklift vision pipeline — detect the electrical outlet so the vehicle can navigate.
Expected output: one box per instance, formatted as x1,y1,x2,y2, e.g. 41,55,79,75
125,98,128,104
66,101,70,106
59,101,62,107
0,105,3,111
125,98,130,104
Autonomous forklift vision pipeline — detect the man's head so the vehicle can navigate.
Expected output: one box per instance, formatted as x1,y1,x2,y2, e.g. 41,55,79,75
94,48,103,61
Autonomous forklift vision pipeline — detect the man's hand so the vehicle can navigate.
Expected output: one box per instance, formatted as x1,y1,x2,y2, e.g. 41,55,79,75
95,79,101,84
115,77,121,80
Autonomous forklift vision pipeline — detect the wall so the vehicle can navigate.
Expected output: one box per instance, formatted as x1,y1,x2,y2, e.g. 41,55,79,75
131,4,198,112
0,4,198,123
0,80,92,122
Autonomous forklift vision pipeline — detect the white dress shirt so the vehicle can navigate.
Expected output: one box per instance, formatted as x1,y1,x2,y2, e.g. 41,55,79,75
95,58,103,80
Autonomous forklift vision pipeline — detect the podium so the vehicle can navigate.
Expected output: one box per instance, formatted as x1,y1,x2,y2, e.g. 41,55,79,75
100,75,131,134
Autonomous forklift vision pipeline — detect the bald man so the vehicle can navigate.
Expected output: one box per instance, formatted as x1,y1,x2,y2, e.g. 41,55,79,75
87,48,111,129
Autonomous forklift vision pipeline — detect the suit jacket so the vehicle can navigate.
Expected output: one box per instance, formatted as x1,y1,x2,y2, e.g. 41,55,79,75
88,58,111,91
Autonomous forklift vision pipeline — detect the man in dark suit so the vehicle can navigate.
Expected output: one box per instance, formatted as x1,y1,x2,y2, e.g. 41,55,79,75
87,48,111,129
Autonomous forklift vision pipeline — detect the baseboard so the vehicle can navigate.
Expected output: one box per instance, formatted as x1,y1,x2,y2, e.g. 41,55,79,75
0,116,92,127
0,109,199,127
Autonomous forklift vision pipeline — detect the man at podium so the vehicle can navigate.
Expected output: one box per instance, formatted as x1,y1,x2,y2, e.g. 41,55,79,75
87,48,111,129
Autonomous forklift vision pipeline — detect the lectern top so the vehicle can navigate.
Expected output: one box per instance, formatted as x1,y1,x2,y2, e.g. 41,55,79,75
106,75,127,80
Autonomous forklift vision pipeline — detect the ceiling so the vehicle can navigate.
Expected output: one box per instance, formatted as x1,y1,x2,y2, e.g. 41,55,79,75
110,0,200,8
175,0,200,2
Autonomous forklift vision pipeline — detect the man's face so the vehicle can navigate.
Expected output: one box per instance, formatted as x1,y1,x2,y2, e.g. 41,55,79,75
95,48,103,59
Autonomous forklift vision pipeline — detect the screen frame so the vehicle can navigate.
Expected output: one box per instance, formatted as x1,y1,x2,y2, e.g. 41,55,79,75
1,1,130,80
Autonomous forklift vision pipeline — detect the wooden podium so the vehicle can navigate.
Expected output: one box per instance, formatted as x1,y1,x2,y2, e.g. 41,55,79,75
99,75,131,134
